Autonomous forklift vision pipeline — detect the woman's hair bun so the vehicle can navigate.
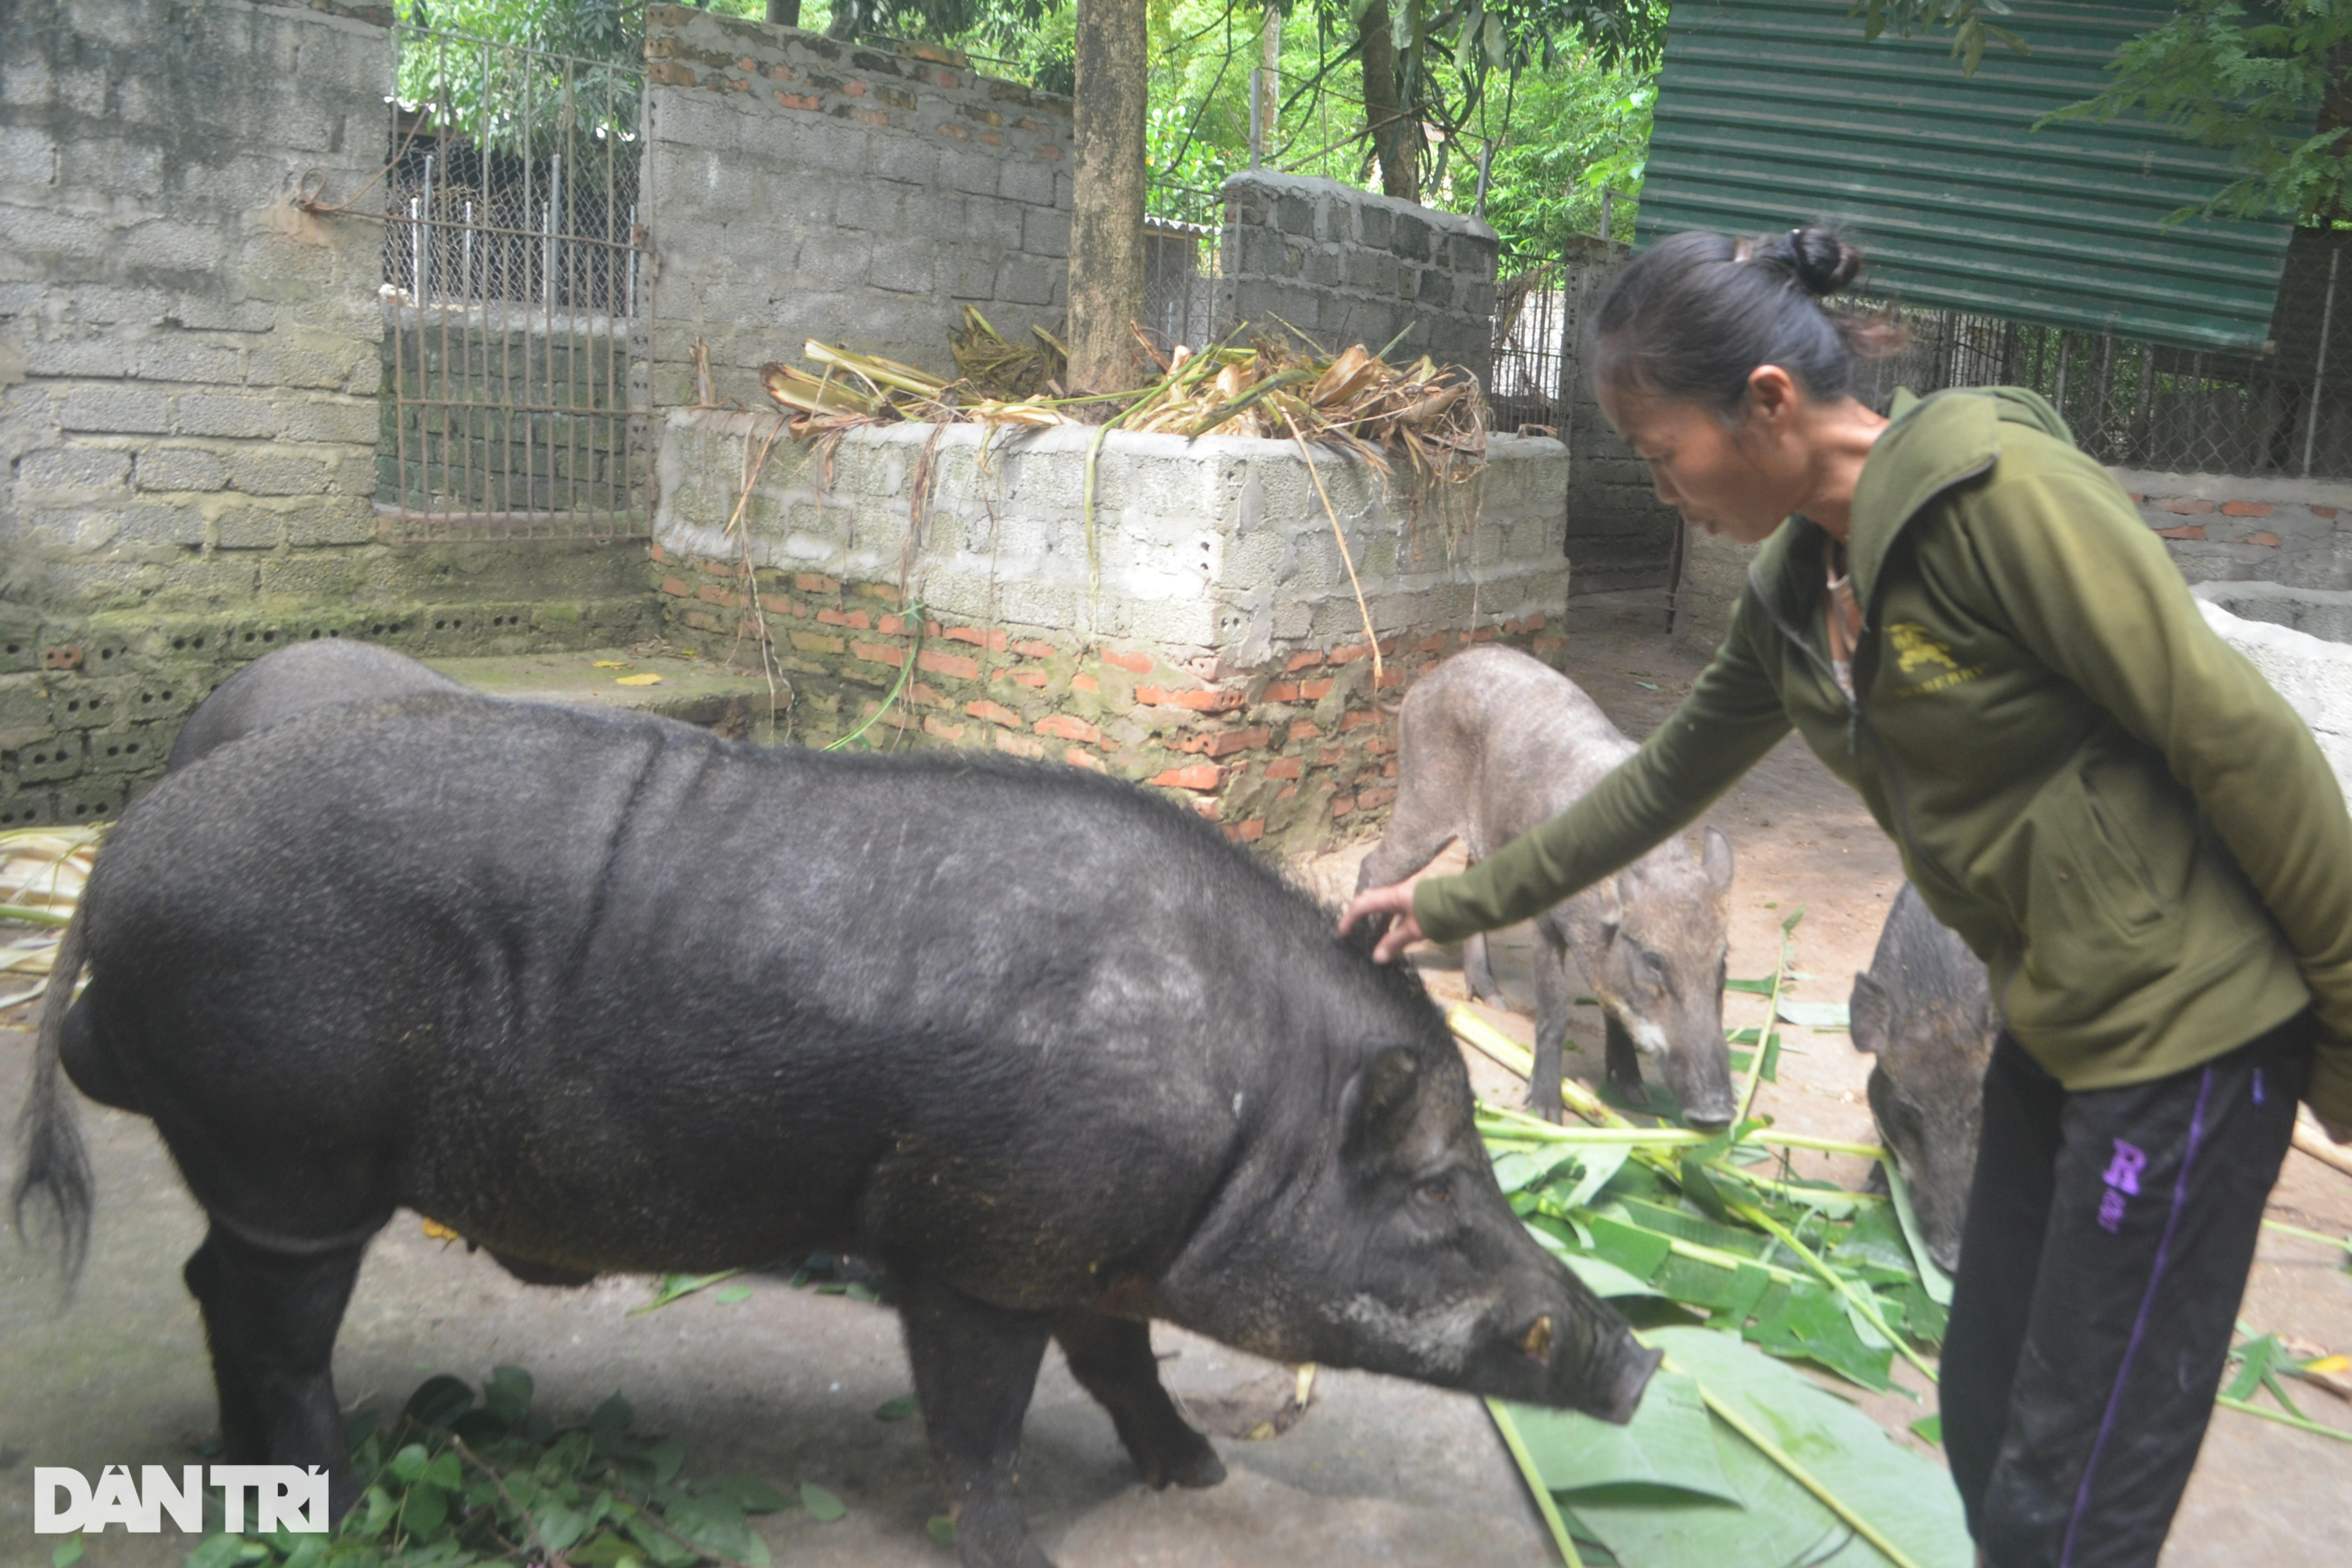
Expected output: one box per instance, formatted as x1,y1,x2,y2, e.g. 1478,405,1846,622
1779,224,1864,298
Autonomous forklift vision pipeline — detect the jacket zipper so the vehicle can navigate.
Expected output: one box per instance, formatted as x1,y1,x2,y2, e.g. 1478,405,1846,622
1742,468,1992,917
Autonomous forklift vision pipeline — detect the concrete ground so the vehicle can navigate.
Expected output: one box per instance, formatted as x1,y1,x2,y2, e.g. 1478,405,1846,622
4,591,2347,1566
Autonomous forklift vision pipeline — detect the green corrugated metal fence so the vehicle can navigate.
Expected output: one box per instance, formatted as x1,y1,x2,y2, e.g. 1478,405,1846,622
1635,0,2301,352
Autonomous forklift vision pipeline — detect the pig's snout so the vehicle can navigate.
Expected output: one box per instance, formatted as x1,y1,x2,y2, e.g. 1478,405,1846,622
1666,1043,1737,1132
1590,1341,1662,1426
1684,1100,1736,1133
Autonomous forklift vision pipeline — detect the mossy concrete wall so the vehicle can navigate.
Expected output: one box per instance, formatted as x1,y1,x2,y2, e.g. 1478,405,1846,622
0,0,659,823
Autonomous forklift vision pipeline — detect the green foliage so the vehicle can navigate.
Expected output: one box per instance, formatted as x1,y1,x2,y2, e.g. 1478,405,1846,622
1490,1117,1938,1395
393,0,659,145
1526,1326,1976,1568
1474,54,1653,253
1849,0,2029,77
2040,0,2351,226
184,1369,820,1568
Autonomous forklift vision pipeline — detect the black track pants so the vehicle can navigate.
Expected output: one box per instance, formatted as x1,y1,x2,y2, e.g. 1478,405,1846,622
1940,1014,2311,1568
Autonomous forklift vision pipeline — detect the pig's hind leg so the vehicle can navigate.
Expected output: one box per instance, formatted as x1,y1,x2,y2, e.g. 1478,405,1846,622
1054,1309,1225,1490
183,1220,371,1518
1602,1013,1649,1111
900,1275,1057,1568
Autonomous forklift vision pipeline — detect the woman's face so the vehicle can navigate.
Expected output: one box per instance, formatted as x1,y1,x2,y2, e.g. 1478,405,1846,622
1599,377,1809,546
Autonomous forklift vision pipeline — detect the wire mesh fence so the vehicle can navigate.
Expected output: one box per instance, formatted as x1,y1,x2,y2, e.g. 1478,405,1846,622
1850,230,2349,481
377,24,651,542
1143,181,1226,353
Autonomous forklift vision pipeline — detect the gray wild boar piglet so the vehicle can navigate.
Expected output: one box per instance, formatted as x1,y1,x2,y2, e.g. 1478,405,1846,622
1849,882,1997,1273
166,638,462,769
1359,646,1737,1126
15,692,1658,1568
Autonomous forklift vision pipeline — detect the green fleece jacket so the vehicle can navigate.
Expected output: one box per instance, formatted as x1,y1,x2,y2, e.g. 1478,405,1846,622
1414,387,2352,1124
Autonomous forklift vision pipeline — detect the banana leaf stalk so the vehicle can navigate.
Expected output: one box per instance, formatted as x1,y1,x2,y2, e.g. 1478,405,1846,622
1730,1197,1940,1384
1485,1397,1585,1568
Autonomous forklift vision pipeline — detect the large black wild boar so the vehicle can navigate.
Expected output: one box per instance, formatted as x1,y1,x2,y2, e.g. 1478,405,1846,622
1849,883,1997,1273
166,639,463,769
13,694,1657,1568
1360,646,1737,1127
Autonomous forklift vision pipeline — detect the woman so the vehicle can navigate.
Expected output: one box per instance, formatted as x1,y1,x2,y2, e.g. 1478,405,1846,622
1341,225,2352,1568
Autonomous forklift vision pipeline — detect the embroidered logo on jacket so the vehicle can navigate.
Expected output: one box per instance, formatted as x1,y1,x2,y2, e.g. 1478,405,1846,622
1885,623,1986,697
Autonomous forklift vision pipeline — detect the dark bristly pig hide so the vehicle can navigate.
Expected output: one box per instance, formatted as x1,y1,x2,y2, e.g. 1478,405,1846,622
1850,882,1998,1274
14,692,1657,1568
166,639,463,769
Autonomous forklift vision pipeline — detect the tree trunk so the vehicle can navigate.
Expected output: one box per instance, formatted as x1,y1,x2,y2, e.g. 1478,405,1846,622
1260,4,1281,160
1068,0,1149,394
1358,1,1417,202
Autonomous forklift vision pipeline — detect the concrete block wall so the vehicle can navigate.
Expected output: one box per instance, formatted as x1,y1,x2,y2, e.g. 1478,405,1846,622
0,0,657,824
1218,172,1498,386
2,0,394,597
1554,237,1678,596
642,5,1073,412
649,411,1571,850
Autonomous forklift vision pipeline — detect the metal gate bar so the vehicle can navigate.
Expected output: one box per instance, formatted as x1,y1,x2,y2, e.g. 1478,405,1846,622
379,23,650,542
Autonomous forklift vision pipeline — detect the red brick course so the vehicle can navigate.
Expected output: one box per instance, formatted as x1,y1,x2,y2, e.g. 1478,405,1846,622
648,547,1564,852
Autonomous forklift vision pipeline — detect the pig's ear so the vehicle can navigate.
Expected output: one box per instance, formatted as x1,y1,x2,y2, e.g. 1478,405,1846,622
1849,971,1891,1055
1701,826,1734,890
1343,1046,1424,1161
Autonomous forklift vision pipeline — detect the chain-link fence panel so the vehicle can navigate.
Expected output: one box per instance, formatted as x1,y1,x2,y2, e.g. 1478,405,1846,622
1850,229,2348,481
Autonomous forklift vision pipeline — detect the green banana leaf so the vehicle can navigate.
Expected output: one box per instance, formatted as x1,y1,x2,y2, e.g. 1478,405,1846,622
1504,1370,1741,1504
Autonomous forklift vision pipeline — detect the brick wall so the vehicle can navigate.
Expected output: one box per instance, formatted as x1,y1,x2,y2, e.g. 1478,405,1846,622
642,5,1073,412
1218,171,1498,387
1669,467,2352,654
2115,469,2352,589
650,411,1571,851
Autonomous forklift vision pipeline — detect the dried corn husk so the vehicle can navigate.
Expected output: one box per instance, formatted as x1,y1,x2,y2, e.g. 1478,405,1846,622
759,325,1491,530
0,825,102,1005
949,307,1067,400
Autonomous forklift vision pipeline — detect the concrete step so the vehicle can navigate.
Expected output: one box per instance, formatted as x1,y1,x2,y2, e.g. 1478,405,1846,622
423,648,789,735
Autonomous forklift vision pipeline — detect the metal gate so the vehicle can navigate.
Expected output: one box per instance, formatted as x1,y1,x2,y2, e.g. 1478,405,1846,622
1489,251,1571,437
377,24,651,542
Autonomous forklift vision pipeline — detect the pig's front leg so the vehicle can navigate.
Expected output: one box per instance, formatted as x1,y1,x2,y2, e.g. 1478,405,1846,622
900,1276,1056,1568
1602,1011,1648,1109
1529,938,1574,1122
1462,932,1504,1006
1054,1309,1225,1489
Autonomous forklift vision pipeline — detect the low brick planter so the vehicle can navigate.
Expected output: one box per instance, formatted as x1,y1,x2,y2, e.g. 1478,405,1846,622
650,411,1573,852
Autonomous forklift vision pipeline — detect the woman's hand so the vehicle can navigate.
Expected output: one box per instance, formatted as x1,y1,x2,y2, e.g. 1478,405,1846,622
1339,878,1427,965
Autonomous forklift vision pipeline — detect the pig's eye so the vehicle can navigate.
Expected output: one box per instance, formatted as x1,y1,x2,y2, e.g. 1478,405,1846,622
1641,952,1668,985
1414,1176,1455,1208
